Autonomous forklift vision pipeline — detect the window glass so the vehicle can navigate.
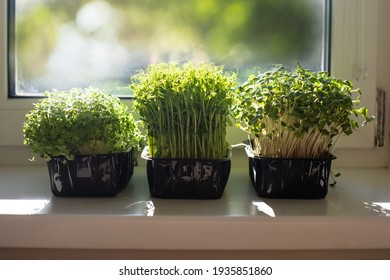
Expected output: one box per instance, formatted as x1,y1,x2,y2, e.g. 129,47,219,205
9,0,329,97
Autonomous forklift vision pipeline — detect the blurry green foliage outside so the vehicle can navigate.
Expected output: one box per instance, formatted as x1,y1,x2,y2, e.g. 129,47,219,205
13,0,326,96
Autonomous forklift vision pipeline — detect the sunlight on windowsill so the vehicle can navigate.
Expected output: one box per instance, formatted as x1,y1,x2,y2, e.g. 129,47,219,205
0,199,49,215
364,202,390,216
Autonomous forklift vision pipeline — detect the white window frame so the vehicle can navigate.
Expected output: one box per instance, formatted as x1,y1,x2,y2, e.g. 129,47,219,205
331,0,377,149
0,0,389,167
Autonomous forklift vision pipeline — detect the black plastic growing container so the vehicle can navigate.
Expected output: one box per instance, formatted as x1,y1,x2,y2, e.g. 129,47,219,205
142,147,231,199
246,147,335,199
47,150,134,197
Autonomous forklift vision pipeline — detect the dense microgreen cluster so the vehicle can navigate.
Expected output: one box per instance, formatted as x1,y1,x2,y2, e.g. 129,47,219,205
233,64,374,158
131,62,237,159
23,87,142,160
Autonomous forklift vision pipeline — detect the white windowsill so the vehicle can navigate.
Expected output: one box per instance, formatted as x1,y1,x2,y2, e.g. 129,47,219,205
0,150,390,252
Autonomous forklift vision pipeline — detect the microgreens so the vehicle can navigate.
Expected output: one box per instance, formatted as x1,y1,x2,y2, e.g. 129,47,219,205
131,62,237,159
23,87,142,160
233,64,374,158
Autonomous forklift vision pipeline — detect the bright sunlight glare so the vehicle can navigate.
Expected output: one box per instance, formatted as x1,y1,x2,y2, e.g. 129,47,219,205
252,201,276,217
0,199,49,215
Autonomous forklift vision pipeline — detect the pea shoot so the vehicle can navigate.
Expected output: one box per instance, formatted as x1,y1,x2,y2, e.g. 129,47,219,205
131,62,237,159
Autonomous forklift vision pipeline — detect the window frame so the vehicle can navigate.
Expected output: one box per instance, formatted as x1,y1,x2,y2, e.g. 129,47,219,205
330,0,378,149
7,0,15,100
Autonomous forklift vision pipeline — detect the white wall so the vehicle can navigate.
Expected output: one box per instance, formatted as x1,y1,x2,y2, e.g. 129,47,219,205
377,0,390,167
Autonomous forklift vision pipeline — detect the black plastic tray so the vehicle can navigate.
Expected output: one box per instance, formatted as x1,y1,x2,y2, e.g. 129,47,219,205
246,147,335,199
47,150,134,197
142,147,231,199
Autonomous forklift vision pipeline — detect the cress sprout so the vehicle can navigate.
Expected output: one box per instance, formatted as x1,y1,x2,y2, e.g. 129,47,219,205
233,64,374,158
23,87,142,160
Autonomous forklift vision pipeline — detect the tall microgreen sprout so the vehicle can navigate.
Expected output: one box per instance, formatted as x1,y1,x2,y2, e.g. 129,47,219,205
131,62,237,159
233,64,374,159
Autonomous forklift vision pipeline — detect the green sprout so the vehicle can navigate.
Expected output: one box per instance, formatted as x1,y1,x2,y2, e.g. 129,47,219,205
23,87,143,160
131,62,237,159
233,64,374,158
